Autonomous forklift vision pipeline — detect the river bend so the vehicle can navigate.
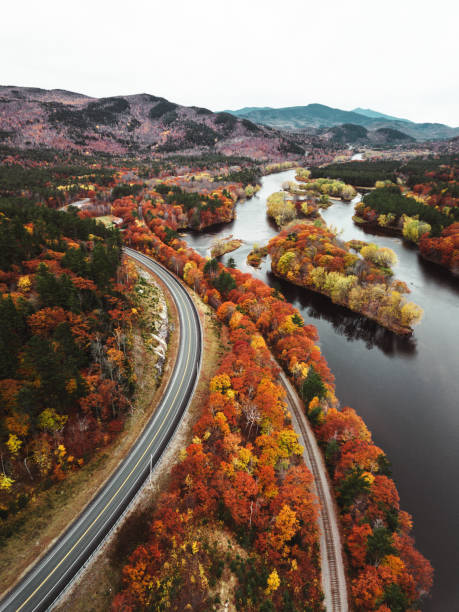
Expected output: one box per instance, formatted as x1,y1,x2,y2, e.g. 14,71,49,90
183,170,459,610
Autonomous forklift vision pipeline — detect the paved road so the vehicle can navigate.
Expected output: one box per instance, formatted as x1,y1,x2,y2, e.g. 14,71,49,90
0,248,202,612
280,371,349,611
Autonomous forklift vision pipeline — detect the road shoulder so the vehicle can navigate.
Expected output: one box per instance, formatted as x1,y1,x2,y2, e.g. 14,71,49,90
53,285,228,612
0,261,178,597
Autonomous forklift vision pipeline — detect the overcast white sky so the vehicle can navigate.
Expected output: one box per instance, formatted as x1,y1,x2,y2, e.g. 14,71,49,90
3,0,458,125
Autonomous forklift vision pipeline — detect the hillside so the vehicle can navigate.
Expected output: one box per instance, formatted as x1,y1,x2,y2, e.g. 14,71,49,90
0,86,305,160
321,123,415,145
227,103,459,141
227,103,367,130
352,107,413,123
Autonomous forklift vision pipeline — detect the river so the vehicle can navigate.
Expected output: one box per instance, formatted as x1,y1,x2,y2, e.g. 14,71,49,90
183,170,459,611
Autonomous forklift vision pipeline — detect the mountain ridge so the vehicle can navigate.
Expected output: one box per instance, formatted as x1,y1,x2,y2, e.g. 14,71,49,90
351,107,413,123
3,86,457,155
0,86,305,159
226,103,459,140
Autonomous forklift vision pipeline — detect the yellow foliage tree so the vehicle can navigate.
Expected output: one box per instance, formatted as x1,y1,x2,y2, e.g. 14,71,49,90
250,334,266,350
377,213,396,227
274,504,300,550
38,408,68,433
233,446,257,472
17,275,31,293
265,568,280,594
277,314,298,336
291,361,309,380
296,168,311,181
330,274,358,303
348,285,366,312
209,374,232,394
266,192,296,226
277,251,296,275
341,184,357,201
32,436,52,475
6,434,22,456
183,261,197,286
0,473,14,491
400,302,424,327
107,347,125,374
402,217,431,244
308,266,328,291
381,554,406,578
361,244,397,268
214,411,230,436
278,429,303,458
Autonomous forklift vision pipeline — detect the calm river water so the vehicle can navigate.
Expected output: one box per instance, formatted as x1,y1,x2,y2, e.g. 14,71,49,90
184,170,459,611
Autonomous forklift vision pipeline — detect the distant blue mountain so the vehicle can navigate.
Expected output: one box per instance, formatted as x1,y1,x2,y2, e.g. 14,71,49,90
352,108,413,124
225,104,459,141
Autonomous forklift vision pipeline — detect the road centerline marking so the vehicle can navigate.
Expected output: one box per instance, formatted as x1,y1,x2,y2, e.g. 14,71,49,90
12,254,197,612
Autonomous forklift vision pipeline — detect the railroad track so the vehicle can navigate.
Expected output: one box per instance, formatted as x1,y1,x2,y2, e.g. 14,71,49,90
280,373,348,611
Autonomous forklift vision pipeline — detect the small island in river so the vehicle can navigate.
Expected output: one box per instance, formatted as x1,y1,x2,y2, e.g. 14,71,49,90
268,221,423,335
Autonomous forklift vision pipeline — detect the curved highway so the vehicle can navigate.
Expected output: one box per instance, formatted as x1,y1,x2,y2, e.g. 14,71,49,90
0,248,202,612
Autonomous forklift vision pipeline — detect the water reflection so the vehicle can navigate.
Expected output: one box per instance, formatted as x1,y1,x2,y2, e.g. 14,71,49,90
417,255,459,295
268,272,417,355
183,171,459,609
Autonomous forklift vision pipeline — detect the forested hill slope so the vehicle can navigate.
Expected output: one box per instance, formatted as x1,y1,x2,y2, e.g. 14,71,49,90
0,86,304,159
351,107,413,123
226,103,459,141
0,199,141,515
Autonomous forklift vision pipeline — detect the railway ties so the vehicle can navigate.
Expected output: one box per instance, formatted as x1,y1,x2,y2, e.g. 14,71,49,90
283,382,348,612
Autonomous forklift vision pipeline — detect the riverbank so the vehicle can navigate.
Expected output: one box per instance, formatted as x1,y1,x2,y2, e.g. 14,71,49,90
115,171,433,609
353,217,403,237
183,170,459,610
354,214,459,275
268,221,421,335
269,267,413,335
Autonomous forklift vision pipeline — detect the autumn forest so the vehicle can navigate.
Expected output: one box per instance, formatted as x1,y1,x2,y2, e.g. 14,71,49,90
0,93,458,612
